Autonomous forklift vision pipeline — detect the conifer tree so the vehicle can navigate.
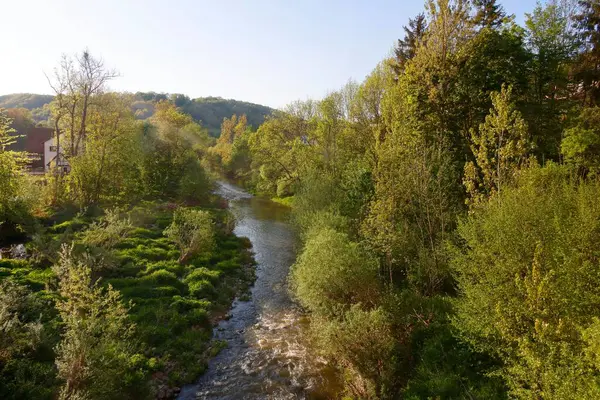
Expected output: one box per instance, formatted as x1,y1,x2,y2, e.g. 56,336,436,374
473,0,507,29
392,13,427,75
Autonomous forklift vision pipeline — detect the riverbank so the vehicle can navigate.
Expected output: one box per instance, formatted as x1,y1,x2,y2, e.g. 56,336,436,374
0,198,257,400
178,182,342,400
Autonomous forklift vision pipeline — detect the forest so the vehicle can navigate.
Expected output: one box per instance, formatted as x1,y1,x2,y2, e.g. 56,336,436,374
1,0,600,399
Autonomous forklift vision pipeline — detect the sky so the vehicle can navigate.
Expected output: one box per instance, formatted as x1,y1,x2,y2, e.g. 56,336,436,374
1,0,539,109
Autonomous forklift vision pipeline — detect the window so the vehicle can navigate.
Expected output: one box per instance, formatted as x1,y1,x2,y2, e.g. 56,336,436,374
50,145,58,152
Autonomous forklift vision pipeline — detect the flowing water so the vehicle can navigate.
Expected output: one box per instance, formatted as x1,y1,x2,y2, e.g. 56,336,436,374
178,182,342,400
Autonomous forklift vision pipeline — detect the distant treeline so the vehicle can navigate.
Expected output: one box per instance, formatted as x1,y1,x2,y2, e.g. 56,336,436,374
0,92,273,137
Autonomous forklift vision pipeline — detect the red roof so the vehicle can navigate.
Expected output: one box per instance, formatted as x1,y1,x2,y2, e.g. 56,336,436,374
24,127,53,154
24,127,53,169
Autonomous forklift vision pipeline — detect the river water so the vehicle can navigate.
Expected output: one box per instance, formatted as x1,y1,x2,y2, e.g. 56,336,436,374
178,182,341,400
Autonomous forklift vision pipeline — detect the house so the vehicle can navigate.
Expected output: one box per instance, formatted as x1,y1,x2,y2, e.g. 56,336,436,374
22,127,53,173
44,134,70,173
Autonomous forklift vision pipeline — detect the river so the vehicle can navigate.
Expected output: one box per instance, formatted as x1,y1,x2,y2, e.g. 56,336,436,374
177,181,342,400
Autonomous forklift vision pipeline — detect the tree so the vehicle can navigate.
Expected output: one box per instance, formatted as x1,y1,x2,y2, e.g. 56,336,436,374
392,13,428,75
453,164,600,399
0,109,34,240
210,114,249,168
47,50,118,159
473,0,507,29
574,0,600,105
53,246,140,400
525,0,579,159
66,93,144,206
464,85,530,207
455,24,530,135
5,108,34,137
249,104,317,196
561,106,600,175
291,228,380,318
163,208,215,264
143,102,213,201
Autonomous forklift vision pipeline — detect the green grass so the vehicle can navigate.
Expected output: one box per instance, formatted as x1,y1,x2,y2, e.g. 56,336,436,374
0,201,256,397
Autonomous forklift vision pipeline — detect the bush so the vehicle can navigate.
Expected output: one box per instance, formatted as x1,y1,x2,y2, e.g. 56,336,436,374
78,209,133,249
315,306,397,399
163,208,215,264
291,227,381,317
452,164,600,399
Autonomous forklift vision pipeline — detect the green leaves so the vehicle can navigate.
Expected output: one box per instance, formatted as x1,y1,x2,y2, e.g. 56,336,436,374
453,164,600,398
464,84,531,208
53,246,139,400
163,208,215,265
562,106,600,176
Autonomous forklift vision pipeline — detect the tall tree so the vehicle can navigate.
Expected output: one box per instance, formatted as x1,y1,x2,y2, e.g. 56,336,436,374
473,0,507,29
525,0,579,159
575,0,600,105
47,50,118,159
392,13,428,75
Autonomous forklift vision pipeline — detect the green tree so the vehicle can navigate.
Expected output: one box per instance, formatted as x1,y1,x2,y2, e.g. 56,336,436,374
66,93,145,206
525,0,579,159
453,164,600,399
561,106,600,175
392,13,428,75
464,85,530,207
0,109,35,240
574,0,600,105
291,228,380,318
473,0,507,29
249,104,316,196
53,246,142,400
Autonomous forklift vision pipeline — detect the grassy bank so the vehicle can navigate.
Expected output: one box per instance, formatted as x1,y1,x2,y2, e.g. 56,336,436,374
0,200,255,399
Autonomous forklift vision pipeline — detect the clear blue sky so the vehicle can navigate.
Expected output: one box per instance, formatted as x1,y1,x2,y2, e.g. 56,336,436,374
1,0,539,109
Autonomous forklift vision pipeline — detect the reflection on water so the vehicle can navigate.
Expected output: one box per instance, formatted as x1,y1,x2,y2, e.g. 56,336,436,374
177,182,341,400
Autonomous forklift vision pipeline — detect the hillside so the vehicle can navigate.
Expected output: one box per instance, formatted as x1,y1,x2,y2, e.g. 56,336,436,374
0,92,273,136
0,93,54,109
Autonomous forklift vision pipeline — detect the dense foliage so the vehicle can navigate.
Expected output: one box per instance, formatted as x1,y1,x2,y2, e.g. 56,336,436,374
204,0,600,398
4,0,600,398
0,51,256,399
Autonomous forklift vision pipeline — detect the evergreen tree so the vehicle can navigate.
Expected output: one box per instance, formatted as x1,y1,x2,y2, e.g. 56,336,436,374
473,0,507,29
392,13,427,75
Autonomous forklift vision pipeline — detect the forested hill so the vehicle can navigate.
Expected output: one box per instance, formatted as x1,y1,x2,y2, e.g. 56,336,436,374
0,92,273,137
0,93,54,109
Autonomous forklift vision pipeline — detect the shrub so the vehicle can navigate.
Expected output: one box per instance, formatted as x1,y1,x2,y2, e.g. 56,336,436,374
452,164,600,399
315,305,397,399
163,208,215,264
53,247,143,400
78,209,133,249
291,227,381,317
